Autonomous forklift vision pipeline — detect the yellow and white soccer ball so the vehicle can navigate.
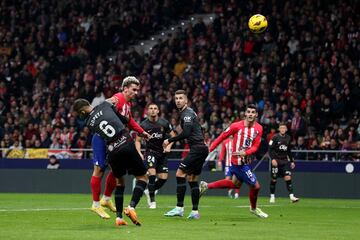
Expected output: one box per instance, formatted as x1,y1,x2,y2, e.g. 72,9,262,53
248,14,268,33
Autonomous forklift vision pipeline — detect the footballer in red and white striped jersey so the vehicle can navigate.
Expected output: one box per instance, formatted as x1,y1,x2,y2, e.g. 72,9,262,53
201,105,269,218
219,137,233,168
210,120,263,166
112,92,145,134
108,76,150,140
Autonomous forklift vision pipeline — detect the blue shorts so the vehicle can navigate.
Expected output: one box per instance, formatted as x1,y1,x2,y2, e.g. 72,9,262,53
224,166,232,177
229,165,257,186
92,134,107,170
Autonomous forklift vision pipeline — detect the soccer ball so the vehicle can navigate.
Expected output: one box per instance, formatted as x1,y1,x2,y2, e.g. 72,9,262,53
248,14,268,33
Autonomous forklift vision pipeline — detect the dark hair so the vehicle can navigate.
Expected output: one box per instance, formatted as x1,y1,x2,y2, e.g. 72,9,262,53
279,122,287,127
73,98,90,116
147,102,158,108
175,89,187,96
246,104,257,112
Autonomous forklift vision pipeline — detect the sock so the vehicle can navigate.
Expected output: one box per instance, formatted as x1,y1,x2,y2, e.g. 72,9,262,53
129,180,147,208
208,179,237,189
176,177,186,207
90,176,101,202
249,187,260,209
235,188,240,194
154,178,167,190
115,186,125,218
286,180,293,194
148,175,156,202
189,181,200,211
270,180,276,194
104,171,116,198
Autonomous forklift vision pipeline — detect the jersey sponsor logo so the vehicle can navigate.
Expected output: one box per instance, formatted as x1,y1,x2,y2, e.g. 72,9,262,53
89,110,103,126
108,136,127,151
279,145,288,151
269,140,273,145
150,132,163,139
244,138,252,147
183,116,192,122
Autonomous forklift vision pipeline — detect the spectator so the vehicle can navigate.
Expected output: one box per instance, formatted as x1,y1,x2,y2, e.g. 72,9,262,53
47,155,60,170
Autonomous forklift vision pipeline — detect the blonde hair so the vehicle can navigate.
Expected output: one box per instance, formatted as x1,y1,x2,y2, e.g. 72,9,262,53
121,76,140,90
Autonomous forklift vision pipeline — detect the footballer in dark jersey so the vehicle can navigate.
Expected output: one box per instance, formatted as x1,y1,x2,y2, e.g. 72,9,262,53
73,95,147,227
269,122,299,203
163,90,209,219
135,103,176,209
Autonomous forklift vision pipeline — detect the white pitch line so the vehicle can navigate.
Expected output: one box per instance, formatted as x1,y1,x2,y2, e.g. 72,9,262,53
0,207,89,212
235,204,280,208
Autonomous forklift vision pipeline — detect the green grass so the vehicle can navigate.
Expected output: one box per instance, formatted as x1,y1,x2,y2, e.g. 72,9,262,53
0,193,359,240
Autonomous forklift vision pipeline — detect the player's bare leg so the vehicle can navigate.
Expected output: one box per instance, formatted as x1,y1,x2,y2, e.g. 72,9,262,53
90,166,110,219
284,175,299,203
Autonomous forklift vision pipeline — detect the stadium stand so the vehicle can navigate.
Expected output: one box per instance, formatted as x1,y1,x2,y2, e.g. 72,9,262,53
0,0,359,160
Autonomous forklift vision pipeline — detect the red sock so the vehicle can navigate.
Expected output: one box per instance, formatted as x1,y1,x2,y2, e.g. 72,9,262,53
208,179,237,189
235,188,240,194
104,171,116,197
249,187,260,209
90,176,101,201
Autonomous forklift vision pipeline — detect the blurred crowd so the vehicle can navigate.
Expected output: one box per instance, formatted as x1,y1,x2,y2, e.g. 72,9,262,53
0,0,359,161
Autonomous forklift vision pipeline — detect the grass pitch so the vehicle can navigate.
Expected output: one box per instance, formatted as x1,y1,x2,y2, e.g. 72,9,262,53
0,193,359,240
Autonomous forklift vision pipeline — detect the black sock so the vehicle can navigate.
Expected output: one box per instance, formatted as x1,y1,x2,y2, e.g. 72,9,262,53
115,186,125,218
270,180,276,194
286,180,293,194
176,177,186,207
129,180,147,208
154,178,167,190
189,181,199,211
148,175,156,202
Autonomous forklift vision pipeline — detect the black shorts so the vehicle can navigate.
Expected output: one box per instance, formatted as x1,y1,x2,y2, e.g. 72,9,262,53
107,136,147,178
271,161,292,179
179,145,209,175
144,151,168,173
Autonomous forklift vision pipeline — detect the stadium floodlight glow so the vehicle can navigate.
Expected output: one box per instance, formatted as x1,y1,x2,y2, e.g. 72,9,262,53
210,16,213,20
161,32,165,36
171,27,174,31
191,17,194,21
181,22,185,26
140,42,144,46
151,37,155,41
